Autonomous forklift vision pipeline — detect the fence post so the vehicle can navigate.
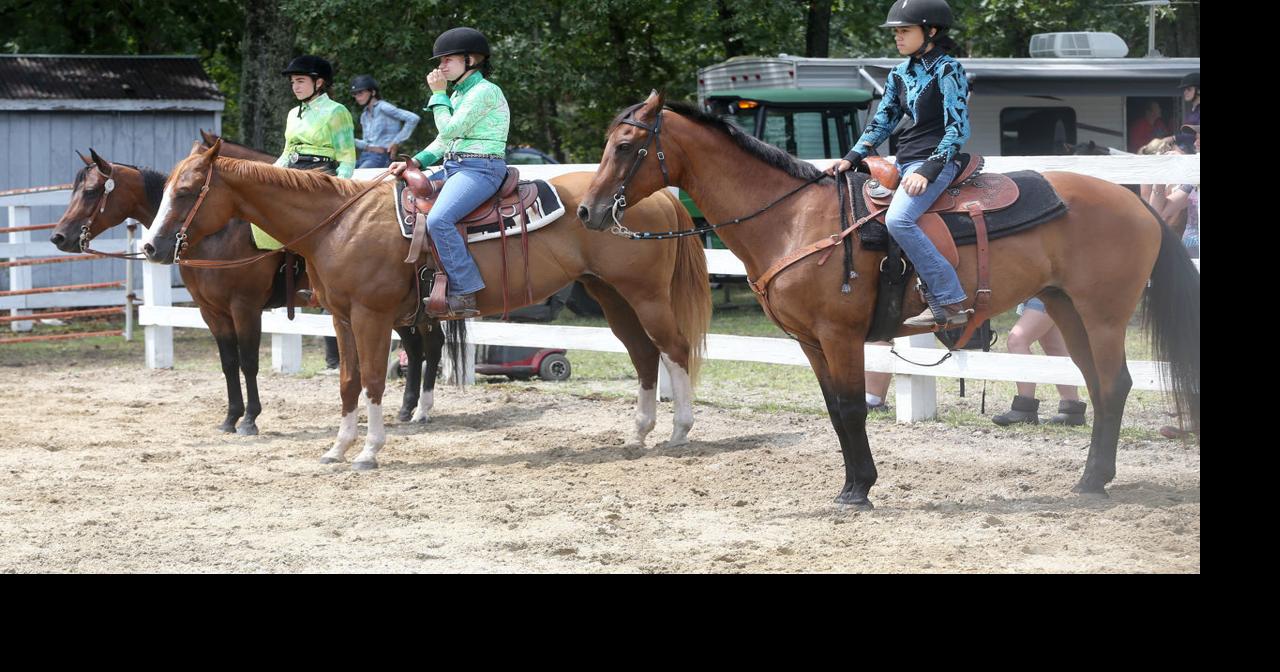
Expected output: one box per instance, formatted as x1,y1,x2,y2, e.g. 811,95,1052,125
894,333,939,422
270,308,302,374
6,206,34,332
142,260,173,369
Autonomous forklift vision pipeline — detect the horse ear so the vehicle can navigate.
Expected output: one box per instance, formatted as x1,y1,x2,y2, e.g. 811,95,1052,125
89,148,112,176
640,89,665,121
203,137,223,160
200,129,218,147
76,150,93,166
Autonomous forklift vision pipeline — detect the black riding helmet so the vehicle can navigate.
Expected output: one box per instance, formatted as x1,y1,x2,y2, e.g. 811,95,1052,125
281,55,334,84
350,74,379,94
881,0,954,58
432,27,491,75
1179,71,1200,93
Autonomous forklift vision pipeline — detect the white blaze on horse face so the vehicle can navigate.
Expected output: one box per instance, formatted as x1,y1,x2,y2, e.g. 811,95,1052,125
141,184,176,249
661,353,694,446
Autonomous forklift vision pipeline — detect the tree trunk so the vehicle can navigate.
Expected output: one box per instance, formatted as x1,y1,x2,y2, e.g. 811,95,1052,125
716,0,745,59
804,0,833,58
238,0,296,154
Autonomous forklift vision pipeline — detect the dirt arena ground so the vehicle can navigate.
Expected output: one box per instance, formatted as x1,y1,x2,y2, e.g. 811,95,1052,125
0,339,1199,573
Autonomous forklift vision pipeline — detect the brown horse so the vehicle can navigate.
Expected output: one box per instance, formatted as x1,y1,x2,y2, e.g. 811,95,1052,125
578,92,1200,508
142,139,710,470
50,143,444,434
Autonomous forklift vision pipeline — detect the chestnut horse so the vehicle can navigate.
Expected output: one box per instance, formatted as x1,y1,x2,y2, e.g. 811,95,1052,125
142,139,710,470
578,92,1199,508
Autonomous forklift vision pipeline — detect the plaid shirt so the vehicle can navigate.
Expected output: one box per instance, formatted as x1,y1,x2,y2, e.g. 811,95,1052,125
356,99,421,152
275,93,357,178
413,72,509,166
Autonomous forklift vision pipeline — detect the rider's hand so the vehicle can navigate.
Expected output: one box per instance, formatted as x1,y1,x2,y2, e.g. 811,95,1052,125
902,173,929,196
387,143,400,159
427,68,447,93
389,160,412,176
825,159,853,176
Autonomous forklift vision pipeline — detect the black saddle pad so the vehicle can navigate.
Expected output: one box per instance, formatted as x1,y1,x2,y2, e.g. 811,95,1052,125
856,170,1069,250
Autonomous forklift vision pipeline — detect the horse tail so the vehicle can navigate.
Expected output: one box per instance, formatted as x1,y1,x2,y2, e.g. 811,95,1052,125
443,317,469,386
1140,198,1200,436
666,193,711,385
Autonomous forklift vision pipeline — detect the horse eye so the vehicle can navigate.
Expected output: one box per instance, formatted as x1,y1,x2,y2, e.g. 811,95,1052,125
616,143,633,153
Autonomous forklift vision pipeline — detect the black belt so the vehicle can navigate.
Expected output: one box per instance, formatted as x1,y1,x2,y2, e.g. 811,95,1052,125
288,153,335,164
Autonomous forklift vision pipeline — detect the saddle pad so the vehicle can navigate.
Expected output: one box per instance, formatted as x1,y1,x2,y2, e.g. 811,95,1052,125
250,224,284,250
856,170,1068,251
395,179,566,243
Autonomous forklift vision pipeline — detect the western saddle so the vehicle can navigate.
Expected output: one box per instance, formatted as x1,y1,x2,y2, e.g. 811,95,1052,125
400,165,541,319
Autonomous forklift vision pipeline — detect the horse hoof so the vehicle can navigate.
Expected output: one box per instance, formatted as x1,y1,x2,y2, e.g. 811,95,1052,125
1072,477,1110,497
352,460,378,471
397,410,413,422
217,422,236,433
319,456,342,465
236,423,259,436
833,492,874,510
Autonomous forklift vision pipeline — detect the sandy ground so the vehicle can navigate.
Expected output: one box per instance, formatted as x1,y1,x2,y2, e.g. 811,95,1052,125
0,355,1199,573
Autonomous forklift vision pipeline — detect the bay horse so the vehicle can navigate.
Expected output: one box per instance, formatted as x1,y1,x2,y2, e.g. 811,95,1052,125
578,92,1200,508
50,140,444,434
141,139,710,470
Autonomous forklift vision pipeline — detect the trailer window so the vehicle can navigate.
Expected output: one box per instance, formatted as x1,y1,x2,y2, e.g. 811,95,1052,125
1000,107,1077,155
760,108,856,159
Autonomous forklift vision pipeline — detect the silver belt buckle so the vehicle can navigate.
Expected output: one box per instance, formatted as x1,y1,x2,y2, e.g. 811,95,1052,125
288,151,299,164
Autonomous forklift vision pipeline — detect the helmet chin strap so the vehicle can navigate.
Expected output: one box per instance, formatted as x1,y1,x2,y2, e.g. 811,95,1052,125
911,27,936,58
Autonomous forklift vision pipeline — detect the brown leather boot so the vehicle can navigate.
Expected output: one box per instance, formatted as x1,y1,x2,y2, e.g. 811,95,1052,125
444,293,480,319
904,302,971,328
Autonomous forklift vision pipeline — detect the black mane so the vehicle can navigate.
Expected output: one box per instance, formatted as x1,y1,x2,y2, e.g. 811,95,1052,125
611,100,829,183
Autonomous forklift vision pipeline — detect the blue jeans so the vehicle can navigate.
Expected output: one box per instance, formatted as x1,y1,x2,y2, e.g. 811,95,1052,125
357,151,390,169
885,160,967,306
427,158,507,295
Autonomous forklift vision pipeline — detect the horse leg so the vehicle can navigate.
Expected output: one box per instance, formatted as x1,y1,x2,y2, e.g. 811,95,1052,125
350,306,394,471
319,318,362,465
580,278,661,446
414,322,445,424
203,308,244,433
394,326,422,422
805,337,877,509
232,302,263,436
1040,290,1129,495
603,284,697,446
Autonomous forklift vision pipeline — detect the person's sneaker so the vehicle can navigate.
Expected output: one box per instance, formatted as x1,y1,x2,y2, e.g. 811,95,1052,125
903,303,970,328
868,401,893,414
318,366,341,376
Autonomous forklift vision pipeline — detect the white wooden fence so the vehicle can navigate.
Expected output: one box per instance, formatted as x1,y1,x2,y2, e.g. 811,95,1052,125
138,155,1200,422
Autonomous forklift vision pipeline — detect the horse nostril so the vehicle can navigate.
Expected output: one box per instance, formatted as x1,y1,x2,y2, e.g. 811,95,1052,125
576,205,590,222
143,243,156,256
50,233,65,246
